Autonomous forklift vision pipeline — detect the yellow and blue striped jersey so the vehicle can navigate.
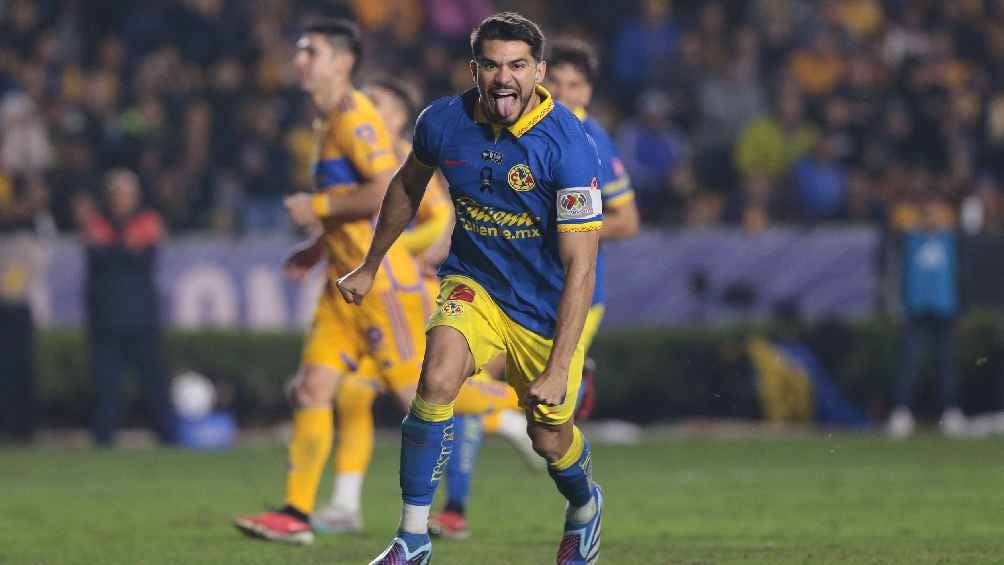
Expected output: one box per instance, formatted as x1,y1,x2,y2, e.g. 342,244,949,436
412,85,602,337
312,89,422,292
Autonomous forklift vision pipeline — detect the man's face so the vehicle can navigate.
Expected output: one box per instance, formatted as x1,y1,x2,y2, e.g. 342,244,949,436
294,33,350,95
544,62,591,110
470,39,545,126
368,85,407,140
106,173,139,218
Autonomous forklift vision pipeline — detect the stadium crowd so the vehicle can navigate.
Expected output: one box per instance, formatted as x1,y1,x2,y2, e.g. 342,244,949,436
1,0,1003,235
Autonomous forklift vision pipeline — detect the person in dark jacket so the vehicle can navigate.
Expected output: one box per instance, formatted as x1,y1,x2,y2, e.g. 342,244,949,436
76,169,174,446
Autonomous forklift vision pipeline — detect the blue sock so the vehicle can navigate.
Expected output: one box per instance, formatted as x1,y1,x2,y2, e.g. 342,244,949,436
400,411,455,506
548,428,593,508
444,414,484,512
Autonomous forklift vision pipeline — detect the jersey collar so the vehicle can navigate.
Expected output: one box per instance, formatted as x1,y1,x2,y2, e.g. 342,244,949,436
471,85,555,138
572,106,587,122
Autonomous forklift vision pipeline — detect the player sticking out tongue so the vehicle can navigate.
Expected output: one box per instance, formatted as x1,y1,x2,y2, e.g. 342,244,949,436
472,36,545,126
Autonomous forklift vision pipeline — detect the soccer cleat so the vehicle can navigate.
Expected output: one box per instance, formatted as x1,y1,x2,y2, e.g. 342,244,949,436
428,510,471,539
368,533,432,565
556,484,603,565
234,510,314,545
310,504,364,534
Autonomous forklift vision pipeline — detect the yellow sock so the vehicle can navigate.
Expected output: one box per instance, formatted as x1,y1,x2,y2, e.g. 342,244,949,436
552,425,585,471
411,393,454,422
333,376,378,474
455,370,520,415
284,406,333,514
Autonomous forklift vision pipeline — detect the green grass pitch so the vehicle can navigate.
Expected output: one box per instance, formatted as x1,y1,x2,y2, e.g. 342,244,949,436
2,435,1002,564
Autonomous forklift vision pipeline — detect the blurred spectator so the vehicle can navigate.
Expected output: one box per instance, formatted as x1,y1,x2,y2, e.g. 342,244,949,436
1,93,53,176
616,90,687,221
237,97,290,232
0,174,49,443
734,81,817,183
788,28,846,98
610,0,679,95
76,169,174,446
794,133,847,222
886,194,965,438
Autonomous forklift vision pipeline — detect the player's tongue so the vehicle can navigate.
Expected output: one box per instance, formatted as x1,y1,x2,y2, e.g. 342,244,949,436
491,90,519,121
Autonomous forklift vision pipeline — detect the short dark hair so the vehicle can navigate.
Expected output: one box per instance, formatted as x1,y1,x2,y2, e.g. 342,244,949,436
365,76,420,123
470,12,545,62
547,38,599,84
304,18,363,71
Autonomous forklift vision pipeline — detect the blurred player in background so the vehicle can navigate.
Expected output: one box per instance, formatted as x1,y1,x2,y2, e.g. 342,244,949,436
427,37,639,540
233,19,429,545
309,76,537,536
338,12,605,564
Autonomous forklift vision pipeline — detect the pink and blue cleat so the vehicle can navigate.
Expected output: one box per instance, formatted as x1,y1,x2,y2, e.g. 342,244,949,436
556,484,603,564
368,532,432,565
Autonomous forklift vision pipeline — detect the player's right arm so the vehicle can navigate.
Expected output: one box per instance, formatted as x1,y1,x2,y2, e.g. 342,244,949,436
336,153,435,304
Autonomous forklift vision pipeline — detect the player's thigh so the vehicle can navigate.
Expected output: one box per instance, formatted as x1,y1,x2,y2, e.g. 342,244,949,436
422,276,507,404
335,357,381,415
504,321,586,426
297,290,362,406
356,288,426,409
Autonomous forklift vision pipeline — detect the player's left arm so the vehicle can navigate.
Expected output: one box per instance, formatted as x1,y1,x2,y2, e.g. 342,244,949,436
599,196,639,240
529,227,600,406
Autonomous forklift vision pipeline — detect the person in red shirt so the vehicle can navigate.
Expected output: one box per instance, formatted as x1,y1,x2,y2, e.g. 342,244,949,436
75,169,175,447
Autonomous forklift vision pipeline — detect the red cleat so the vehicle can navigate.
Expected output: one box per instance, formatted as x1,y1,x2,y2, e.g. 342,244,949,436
234,510,314,545
428,510,470,539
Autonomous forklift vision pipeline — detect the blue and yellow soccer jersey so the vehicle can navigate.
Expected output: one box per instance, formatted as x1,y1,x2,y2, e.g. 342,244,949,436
576,109,635,307
413,86,602,338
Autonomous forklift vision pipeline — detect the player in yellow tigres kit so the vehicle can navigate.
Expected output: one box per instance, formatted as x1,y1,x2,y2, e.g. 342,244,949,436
310,77,538,535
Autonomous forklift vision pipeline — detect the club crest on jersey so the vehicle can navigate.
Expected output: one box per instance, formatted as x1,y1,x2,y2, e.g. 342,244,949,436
559,190,591,218
442,301,464,316
481,150,503,164
447,284,476,302
507,163,536,192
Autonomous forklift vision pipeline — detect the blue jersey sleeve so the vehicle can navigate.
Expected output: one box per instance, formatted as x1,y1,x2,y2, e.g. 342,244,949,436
586,118,634,208
412,102,446,167
553,118,603,232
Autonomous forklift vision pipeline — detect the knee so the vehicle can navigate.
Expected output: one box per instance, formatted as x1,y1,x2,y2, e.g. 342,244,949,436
528,425,565,463
416,374,459,405
290,366,340,408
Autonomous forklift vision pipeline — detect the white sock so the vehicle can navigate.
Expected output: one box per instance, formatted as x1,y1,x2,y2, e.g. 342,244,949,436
568,495,597,525
400,503,431,535
330,472,363,514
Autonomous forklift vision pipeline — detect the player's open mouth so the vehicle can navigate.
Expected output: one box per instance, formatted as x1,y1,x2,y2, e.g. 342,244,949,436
490,90,519,119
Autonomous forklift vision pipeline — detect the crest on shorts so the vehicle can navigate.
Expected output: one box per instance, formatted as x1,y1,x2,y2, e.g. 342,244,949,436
507,163,536,192
442,301,464,316
447,284,475,303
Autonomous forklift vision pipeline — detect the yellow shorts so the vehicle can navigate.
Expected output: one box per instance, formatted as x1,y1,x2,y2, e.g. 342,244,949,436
302,281,425,392
427,275,585,425
582,304,605,353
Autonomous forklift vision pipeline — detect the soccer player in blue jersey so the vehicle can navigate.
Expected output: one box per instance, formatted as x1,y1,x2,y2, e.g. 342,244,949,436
337,12,605,565
428,36,640,540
